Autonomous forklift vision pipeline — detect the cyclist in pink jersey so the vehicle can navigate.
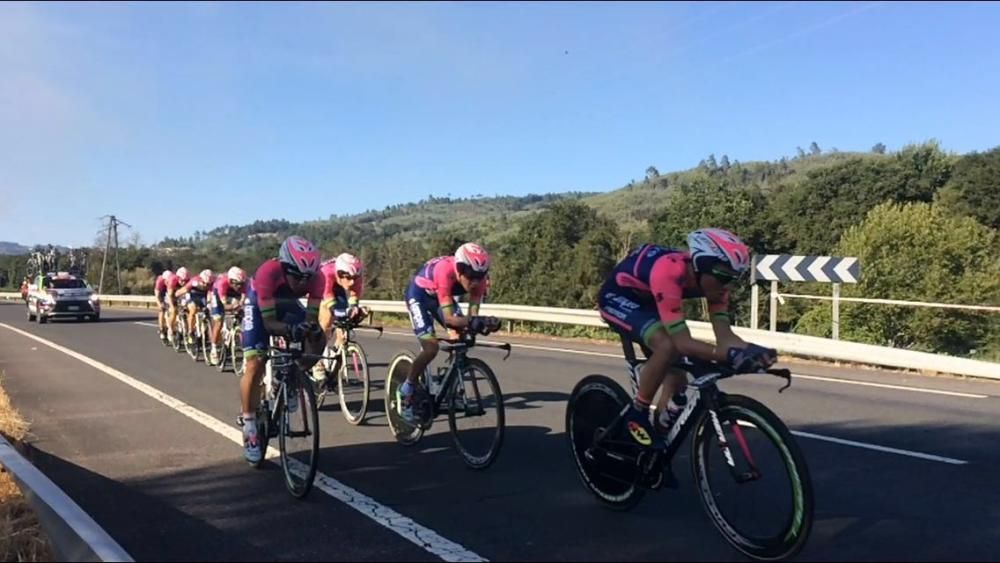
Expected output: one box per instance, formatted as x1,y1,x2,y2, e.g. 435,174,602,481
239,236,326,464
397,243,500,424
597,228,776,454
208,266,247,365
165,267,190,346
154,270,172,342
314,253,368,381
174,269,214,348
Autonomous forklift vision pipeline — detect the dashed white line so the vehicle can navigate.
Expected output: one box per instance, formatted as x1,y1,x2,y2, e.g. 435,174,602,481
734,421,967,465
1,322,488,562
790,373,987,399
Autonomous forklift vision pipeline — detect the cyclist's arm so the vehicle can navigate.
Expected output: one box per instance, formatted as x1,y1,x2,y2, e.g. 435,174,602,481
650,254,728,363
440,301,471,330
708,293,746,351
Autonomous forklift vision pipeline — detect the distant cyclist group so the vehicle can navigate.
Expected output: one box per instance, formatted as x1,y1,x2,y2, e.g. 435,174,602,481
151,227,775,465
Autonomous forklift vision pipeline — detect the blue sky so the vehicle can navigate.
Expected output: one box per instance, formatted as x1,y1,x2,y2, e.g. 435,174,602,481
2,1,998,248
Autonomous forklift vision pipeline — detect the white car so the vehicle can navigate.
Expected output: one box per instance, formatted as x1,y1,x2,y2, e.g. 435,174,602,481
26,272,101,323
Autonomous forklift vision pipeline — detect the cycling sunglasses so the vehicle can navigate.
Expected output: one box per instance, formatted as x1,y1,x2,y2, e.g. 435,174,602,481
709,265,748,286
337,270,357,281
282,265,313,282
457,264,488,280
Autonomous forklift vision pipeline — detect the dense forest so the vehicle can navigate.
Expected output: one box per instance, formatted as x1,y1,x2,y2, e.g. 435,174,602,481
3,141,997,359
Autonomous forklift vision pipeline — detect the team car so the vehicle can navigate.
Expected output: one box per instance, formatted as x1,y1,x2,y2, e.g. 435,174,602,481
25,272,101,323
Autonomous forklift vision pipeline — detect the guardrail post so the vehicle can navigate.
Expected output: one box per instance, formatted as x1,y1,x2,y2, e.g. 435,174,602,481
769,281,778,332
751,283,759,330
832,283,841,340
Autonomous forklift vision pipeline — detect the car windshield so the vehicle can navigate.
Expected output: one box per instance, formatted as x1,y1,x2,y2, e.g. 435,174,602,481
49,279,87,289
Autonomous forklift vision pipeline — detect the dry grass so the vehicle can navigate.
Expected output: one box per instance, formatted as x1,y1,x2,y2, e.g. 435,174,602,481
0,374,54,562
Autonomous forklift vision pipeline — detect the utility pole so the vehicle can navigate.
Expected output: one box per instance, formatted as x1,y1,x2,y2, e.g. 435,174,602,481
97,215,132,294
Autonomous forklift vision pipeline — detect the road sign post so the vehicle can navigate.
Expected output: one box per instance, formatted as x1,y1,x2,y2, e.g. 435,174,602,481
754,255,860,336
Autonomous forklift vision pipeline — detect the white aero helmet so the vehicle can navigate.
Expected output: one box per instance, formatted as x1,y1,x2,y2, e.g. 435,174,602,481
176,267,190,281
687,228,751,274
227,266,246,283
454,242,490,275
334,253,362,277
160,270,173,280
199,269,214,284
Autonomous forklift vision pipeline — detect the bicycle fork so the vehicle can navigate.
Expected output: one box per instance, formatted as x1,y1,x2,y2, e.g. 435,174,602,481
707,408,761,484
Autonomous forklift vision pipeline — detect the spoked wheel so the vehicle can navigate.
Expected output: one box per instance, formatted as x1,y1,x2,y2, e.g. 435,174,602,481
231,328,245,376
338,342,371,425
216,328,230,372
566,374,645,511
279,371,320,499
199,317,211,365
447,358,505,470
691,394,814,561
384,352,426,446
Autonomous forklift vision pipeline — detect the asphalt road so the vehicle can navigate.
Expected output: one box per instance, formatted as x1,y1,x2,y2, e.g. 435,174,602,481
1,302,999,561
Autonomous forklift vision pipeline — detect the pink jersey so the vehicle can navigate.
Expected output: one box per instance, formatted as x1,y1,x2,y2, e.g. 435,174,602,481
184,276,211,294
155,276,167,293
251,259,324,318
610,244,729,332
320,261,364,303
166,273,183,292
213,276,245,299
414,256,485,306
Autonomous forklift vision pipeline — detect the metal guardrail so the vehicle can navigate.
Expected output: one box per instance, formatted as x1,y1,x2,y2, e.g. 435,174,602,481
2,292,997,379
0,435,133,562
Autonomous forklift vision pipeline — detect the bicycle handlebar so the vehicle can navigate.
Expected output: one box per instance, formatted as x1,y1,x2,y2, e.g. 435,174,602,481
437,335,513,360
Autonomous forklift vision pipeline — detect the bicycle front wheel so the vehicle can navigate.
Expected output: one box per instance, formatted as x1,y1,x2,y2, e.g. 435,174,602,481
279,371,320,499
447,358,504,470
384,352,425,445
216,329,229,372
338,342,371,425
691,393,814,561
199,318,211,364
232,328,244,376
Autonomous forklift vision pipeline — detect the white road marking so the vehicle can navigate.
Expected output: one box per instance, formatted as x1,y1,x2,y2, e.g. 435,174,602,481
736,421,968,465
0,322,488,563
790,373,987,399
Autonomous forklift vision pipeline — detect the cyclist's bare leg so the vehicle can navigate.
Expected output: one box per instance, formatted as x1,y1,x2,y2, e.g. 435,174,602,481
407,338,439,384
241,355,265,415
211,316,223,347
186,302,198,335
636,329,680,408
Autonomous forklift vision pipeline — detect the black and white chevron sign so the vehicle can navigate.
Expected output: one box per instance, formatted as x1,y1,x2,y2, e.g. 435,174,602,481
754,255,860,283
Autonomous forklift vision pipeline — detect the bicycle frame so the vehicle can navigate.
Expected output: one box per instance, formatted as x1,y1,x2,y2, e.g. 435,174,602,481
608,337,792,480
424,337,512,418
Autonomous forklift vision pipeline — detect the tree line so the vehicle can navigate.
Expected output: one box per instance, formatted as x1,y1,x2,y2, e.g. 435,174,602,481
2,141,996,359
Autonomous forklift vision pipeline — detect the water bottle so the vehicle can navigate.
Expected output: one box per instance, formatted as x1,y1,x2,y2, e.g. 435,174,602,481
429,366,448,396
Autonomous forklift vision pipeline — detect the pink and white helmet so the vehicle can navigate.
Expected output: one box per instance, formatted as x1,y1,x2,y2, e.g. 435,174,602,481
160,270,173,280
227,266,246,284
176,267,190,281
334,253,363,277
278,235,320,276
199,269,214,284
455,242,490,274
687,228,751,274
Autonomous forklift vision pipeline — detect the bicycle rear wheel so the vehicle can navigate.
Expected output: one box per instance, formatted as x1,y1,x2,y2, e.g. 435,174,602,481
691,394,814,561
384,352,425,445
565,374,645,511
447,358,504,470
338,342,371,425
279,371,320,499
